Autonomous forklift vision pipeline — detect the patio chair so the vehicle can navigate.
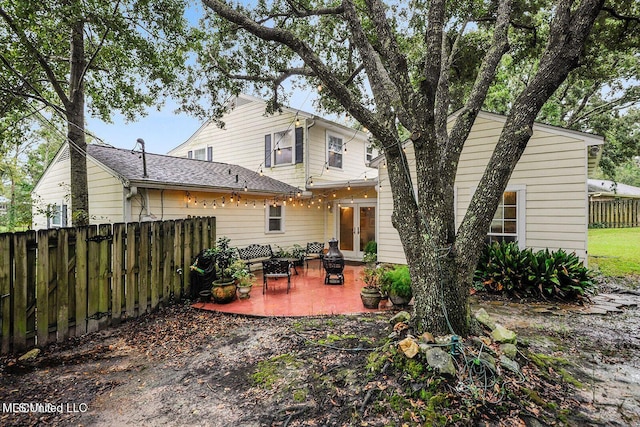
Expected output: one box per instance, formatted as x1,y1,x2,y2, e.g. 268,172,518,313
304,242,325,269
262,259,291,294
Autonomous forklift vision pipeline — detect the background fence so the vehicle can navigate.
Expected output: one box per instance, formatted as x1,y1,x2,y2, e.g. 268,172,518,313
589,199,640,228
0,217,216,355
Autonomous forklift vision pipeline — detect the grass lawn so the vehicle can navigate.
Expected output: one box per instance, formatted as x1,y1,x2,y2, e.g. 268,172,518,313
588,227,640,277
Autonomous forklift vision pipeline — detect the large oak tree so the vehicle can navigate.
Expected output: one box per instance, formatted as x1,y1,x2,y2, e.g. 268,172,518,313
194,0,638,336
0,0,194,225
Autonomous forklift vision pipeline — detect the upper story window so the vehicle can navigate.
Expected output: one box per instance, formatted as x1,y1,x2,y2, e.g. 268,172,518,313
187,147,213,161
274,130,293,165
327,133,343,169
264,127,303,168
266,204,285,233
365,144,374,162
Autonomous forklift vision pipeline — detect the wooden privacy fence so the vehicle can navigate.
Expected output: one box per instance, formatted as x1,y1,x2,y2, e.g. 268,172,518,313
589,199,640,228
0,217,216,355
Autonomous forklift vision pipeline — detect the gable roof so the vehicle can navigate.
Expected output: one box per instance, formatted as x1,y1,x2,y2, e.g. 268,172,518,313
87,144,299,195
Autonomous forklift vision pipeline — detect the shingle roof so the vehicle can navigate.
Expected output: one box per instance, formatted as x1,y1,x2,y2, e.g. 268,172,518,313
87,144,299,195
588,179,640,198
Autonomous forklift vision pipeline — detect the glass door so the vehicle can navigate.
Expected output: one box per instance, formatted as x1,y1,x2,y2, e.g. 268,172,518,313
338,203,376,259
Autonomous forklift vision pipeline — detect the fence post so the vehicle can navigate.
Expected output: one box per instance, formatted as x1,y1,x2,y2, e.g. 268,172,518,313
75,227,88,336
1,234,12,353
125,222,138,318
112,223,126,325
36,229,50,348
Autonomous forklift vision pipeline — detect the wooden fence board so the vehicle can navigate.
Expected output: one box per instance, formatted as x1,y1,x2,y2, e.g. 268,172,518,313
139,223,150,315
75,227,88,336
112,223,125,325
67,229,77,336
36,230,49,347
86,226,100,333
150,222,161,310
183,221,193,298
173,220,184,299
589,199,640,228
125,223,137,318
162,221,173,303
97,224,111,330
0,234,12,353
12,233,28,352
57,229,69,342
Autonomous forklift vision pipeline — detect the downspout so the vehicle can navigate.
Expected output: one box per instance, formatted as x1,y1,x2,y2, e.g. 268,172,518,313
124,185,137,223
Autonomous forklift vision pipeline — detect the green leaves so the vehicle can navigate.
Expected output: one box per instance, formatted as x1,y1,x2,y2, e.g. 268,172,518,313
474,242,596,300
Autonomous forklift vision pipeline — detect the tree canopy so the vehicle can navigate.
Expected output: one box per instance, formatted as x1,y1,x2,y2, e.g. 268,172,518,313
0,0,196,224
193,0,639,335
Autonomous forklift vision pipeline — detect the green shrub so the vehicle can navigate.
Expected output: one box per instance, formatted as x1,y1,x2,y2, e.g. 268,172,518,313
383,265,412,298
474,242,596,300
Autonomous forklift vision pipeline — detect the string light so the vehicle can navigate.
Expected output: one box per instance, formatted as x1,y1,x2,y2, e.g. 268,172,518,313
263,200,266,209
203,200,207,208
253,200,256,208
347,181,351,191
230,194,234,203
259,167,263,176
213,199,217,209
244,181,248,191
194,197,198,206
221,197,225,207
295,115,300,127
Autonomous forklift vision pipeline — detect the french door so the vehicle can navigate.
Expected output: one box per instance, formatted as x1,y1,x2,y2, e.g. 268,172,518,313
337,202,376,260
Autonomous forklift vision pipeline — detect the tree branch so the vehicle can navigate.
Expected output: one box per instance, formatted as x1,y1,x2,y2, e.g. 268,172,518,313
0,6,70,109
444,0,512,173
79,0,121,86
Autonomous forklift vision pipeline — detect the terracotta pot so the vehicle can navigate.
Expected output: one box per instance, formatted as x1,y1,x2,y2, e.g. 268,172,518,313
360,287,382,309
212,279,237,303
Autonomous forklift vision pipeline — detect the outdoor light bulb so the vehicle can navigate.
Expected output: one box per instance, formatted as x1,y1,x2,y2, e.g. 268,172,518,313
344,145,347,152
364,193,368,198
297,191,301,197
244,182,248,191
213,200,217,209
259,168,263,176
245,200,248,207
309,178,314,186
253,200,256,208
351,197,354,203
283,200,287,206
318,205,320,209
289,195,293,202
194,198,198,206
364,174,367,181
263,200,266,208
203,201,207,208
277,146,281,155
221,197,225,207
347,182,351,191
333,192,336,198
326,163,329,171
295,117,300,126
230,195,234,203
311,200,314,205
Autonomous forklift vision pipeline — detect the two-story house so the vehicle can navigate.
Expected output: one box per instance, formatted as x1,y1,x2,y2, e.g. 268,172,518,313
32,94,379,259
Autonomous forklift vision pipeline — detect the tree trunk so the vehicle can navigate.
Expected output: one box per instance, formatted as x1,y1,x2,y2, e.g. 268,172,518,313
67,19,89,226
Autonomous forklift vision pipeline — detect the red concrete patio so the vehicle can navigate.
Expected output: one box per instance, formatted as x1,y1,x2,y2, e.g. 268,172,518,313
193,261,391,317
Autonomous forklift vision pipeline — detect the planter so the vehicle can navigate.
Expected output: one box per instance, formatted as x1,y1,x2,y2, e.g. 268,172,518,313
198,290,212,302
212,279,237,303
237,285,253,299
360,287,382,309
389,292,411,306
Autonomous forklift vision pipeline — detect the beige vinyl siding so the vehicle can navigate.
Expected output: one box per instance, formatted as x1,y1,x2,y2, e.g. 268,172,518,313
134,189,327,251
168,101,307,189
377,113,590,264
168,98,377,190
307,124,378,185
87,161,125,224
32,148,72,230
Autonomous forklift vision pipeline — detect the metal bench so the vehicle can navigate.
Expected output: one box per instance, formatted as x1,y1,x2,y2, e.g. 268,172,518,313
237,244,274,272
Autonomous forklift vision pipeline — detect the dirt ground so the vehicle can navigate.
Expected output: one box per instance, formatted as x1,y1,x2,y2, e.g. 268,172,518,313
1,283,639,427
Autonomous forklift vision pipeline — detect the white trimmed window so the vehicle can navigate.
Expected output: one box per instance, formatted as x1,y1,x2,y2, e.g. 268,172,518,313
274,130,293,165
365,144,375,162
48,203,67,228
193,148,206,160
327,133,343,168
266,204,285,233
486,187,526,247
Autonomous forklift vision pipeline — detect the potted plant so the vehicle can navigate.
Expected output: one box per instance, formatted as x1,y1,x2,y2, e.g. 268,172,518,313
232,260,255,299
211,236,239,303
383,265,412,306
360,265,384,309
290,244,305,266
362,241,377,266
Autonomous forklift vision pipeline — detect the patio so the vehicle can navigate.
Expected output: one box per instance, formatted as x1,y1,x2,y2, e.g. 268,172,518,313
193,261,391,317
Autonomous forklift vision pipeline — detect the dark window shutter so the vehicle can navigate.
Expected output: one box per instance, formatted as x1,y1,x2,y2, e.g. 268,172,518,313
295,127,303,164
264,134,272,167
187,150,193,159
207,146,213,161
